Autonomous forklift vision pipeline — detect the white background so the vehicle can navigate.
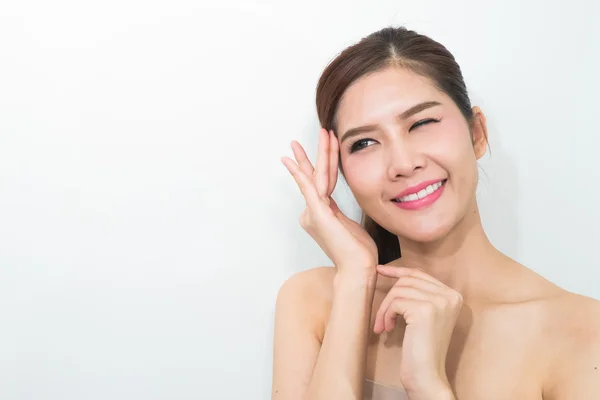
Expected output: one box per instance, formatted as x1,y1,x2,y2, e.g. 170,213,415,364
1,1,599,399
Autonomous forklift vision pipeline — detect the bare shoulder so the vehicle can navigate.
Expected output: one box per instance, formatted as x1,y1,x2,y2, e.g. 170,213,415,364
276,266,336,305
275,266,336,335
541,289,600,399
547,289,600,341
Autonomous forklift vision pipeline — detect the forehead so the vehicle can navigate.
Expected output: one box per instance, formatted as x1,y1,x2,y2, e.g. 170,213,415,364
336,67,448,130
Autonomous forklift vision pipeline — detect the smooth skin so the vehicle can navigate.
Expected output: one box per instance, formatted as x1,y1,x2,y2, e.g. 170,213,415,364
273,67,600,400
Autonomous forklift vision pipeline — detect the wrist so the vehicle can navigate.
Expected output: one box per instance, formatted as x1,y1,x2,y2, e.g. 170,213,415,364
333,268,377,289
407,384,455,400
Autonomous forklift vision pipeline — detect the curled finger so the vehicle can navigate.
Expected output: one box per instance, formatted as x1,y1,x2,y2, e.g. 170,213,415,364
382,298,430,332
374,286,430,333
377,265,446,287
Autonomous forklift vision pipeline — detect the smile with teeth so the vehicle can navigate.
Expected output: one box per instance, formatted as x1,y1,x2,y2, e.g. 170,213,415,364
393,180,446,203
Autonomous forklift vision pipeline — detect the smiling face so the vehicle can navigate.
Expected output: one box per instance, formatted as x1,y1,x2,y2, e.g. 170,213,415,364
335,66,487,244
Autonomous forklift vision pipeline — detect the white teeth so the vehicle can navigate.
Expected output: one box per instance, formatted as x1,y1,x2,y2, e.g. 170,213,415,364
396,181,443,203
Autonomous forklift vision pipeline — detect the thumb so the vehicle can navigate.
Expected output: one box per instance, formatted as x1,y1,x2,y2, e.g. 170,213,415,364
329,198,354,227
329,196,341,215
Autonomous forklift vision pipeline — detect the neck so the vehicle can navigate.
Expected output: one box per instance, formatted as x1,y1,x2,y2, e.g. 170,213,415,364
389,203,503,297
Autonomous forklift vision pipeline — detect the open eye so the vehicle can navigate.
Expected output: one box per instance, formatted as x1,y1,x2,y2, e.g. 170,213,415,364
409,118,441,132
350,138,376,153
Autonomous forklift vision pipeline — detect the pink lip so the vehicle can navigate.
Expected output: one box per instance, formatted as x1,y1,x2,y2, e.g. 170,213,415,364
391,179,446,211
393,179,446,199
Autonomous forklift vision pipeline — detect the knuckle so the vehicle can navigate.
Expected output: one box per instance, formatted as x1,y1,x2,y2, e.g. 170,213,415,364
448,290,463,306
419,302,435,317
454,292,464,305
452,294,463,308
378,300,390,314
384,307,395,319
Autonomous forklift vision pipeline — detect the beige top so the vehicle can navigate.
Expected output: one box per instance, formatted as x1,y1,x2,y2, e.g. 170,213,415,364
364,379,409,400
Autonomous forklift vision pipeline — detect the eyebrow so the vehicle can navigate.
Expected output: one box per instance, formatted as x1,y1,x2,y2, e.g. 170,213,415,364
339,100,442,143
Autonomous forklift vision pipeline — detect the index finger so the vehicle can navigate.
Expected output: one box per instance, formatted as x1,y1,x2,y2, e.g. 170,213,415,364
376,265,445,287
328,130,339,196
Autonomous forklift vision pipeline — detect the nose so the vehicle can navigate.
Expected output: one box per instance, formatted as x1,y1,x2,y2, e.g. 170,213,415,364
386,140,426,180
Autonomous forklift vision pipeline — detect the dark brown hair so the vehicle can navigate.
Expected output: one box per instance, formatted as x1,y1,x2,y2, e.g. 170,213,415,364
315,26,474,265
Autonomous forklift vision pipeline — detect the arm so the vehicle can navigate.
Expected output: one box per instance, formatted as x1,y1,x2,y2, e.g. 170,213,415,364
275,129,380,399
546,335,600,399
543,298,600,400
271,267,377,400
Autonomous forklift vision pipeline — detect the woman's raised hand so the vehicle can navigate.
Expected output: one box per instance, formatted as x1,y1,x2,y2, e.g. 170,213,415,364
281,128,378,276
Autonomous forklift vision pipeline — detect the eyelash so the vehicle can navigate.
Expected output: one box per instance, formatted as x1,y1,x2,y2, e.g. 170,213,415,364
349,118,442,153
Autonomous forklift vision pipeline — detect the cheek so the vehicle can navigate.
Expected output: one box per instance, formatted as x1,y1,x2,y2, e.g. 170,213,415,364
437,126,479,191
430,119,476,170
437,117,471,147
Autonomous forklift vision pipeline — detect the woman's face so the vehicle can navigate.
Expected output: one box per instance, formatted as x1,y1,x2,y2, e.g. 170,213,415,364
335,66,487,243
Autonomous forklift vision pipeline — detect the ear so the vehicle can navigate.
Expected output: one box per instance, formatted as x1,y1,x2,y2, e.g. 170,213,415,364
470,106,488,160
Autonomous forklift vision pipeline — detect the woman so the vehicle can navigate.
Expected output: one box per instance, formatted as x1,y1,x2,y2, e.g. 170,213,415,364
272,26,600,400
